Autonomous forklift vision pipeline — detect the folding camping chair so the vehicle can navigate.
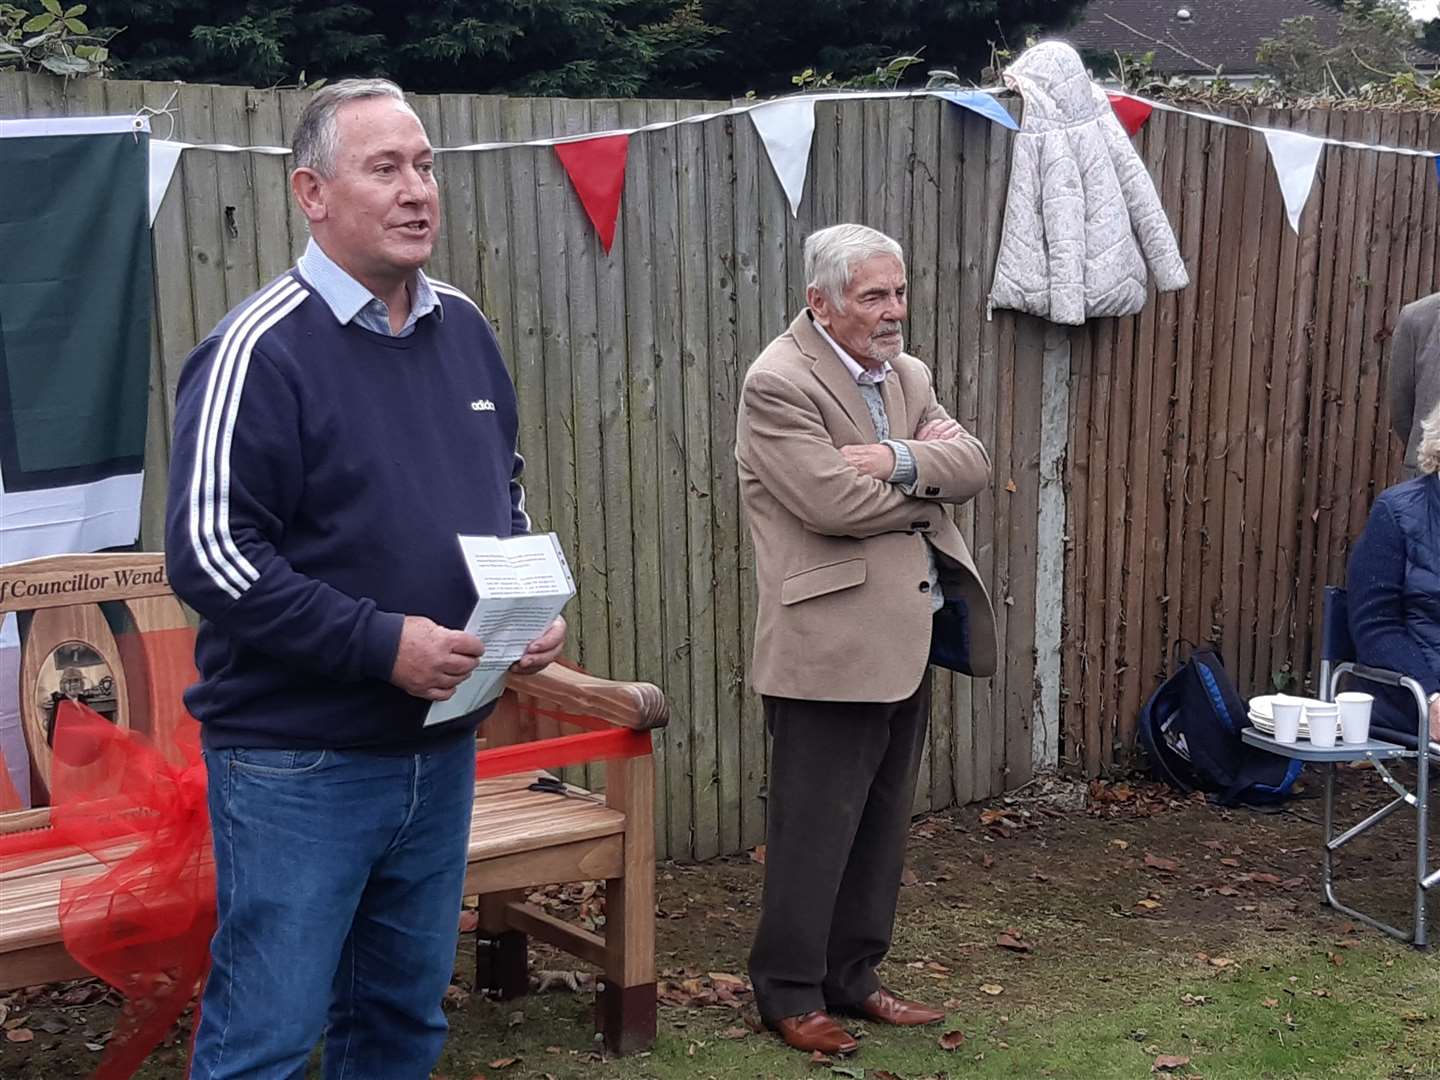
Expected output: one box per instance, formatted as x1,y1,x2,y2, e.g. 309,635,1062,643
1241,586,1435,947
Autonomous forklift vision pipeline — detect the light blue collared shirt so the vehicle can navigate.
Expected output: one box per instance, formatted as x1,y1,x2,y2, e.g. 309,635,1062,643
296,238,443,338
811,317,917,488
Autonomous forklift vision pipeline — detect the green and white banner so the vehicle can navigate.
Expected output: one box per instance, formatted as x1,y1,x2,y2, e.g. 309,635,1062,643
0,115,154,807
0,115,152,562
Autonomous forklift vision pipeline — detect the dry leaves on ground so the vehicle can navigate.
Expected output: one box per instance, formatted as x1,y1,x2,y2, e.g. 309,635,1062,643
996,931,1031,953
938,1029,967,1050
1152,1053,1192,1071
657,970,753,1009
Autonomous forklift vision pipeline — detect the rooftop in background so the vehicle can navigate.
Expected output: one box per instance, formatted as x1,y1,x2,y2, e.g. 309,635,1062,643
1067,0,1438,78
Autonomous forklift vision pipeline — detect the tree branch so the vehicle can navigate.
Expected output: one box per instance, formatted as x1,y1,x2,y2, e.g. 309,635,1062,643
1100,12,1222,76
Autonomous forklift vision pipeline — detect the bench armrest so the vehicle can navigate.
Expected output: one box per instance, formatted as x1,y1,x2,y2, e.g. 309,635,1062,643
503,664,669,732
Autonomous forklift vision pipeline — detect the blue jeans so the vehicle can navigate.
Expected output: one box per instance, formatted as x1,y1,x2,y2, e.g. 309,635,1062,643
191,735,477,1080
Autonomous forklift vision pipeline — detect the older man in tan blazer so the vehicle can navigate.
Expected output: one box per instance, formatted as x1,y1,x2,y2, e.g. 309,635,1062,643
735,223,997,1057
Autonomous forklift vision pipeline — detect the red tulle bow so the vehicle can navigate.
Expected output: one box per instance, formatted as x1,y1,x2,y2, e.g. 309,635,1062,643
49,699,214,1080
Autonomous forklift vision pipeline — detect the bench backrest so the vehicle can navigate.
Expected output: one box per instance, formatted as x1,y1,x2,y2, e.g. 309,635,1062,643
0,554,194,832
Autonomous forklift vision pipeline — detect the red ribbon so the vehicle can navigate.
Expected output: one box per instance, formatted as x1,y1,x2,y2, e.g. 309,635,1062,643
0,672,651,1080
48,698,214,1080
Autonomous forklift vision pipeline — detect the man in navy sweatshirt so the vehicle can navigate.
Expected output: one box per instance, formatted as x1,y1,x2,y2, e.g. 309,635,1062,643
165,78,565,1080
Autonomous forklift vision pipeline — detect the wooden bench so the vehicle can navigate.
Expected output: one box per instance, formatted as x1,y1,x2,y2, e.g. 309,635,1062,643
0,553,667,1054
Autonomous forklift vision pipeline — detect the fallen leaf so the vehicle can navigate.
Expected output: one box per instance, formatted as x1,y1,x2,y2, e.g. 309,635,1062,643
708,972,747,988
939,1029,967,1050
1263,997,1279,1008
443,984,470,1009
5,1028,34,1043
996,933,1031,953
1327,952,1344,967
830,1068,863,1079
1209,957,1235,968
1032,870,1050,882
1400,1009,1430,1023
901,867,920,887
458,910,479,933
1144,853,1180,873
809,1050,833,1066
1152,1054,1191,1071
982,854,995,869
1179,993,1209,1007
717,1026,750,1040
486,1059,518,1071
1005,479,1017,493
749,845,766,864
57,985,95,1006
1247,872,1283,885
1135,898,1163,911
979,983,1004,996
1219,857,1241,868
871,1072,902,1080
506,1010,524,1027
1216,886,1241,897
1111,839,1131,849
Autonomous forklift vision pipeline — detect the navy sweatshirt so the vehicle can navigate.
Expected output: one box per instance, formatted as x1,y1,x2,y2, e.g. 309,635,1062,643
164,269,528,750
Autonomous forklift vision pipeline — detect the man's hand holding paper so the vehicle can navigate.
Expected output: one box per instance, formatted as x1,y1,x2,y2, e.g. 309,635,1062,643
511,615,567,675
390,617,486,701
423,533,576,726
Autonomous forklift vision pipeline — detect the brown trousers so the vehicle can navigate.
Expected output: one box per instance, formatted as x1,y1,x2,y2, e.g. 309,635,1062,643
747,671,932,1022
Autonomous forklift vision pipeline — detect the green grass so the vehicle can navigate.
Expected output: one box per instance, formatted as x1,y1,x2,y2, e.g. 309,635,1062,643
417,939,1440,1080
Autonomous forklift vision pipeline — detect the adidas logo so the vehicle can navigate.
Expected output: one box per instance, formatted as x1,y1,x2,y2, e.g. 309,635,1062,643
470,399,496,412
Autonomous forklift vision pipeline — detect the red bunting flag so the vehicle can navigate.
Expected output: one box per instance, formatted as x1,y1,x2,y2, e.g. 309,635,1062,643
553,133,630,253
1106,91,1153,137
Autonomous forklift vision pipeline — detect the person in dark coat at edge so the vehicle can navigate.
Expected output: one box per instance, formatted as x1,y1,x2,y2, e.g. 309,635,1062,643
1347,399,1440,748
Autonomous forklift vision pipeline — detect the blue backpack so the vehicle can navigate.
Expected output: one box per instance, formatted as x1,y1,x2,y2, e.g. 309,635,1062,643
1137,648,1303,806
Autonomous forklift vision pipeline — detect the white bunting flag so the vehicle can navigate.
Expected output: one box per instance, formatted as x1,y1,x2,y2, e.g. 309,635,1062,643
750,98,816,217
148,139,185,225
1262,128,1325,235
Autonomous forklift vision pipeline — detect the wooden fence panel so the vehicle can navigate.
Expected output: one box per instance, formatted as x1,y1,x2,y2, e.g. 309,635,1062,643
5,73,1429,848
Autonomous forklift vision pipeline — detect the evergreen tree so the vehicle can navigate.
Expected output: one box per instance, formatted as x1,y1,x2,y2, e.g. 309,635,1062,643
77,0,1087,95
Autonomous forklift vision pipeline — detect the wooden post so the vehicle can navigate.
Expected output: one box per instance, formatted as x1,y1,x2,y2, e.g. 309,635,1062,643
597,751,656,1054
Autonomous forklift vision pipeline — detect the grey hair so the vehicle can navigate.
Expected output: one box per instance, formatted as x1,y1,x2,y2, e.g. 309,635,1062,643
804,224,904,311
292,78,410,177
1419,400,1440,475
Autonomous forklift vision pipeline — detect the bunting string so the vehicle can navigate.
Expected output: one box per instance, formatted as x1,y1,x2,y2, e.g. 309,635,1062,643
86,82,1440,243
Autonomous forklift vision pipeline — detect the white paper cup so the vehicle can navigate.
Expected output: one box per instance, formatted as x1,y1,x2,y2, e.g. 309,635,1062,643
1336,691,1374,745
1271,696,1302,744
1306,703,1339,748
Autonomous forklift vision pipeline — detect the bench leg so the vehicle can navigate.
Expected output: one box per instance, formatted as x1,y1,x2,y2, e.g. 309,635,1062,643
475,891,529,1000
598,755,657,1054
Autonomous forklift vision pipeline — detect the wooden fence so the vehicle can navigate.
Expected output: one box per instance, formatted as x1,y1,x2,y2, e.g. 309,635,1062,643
1062,105,1432,775
2,72,1429,853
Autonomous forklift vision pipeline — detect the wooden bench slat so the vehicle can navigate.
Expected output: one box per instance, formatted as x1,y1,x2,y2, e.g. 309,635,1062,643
1,775,625,964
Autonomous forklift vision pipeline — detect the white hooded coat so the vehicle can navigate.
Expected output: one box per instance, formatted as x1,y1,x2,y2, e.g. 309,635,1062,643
988,41,1189,325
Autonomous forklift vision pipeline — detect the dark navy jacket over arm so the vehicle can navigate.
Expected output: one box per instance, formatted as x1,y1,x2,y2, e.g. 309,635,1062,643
1346,474,1440,731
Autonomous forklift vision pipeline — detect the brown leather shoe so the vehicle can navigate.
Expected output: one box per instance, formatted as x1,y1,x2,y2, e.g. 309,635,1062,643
847,987,946,1026
771,1011,859,1055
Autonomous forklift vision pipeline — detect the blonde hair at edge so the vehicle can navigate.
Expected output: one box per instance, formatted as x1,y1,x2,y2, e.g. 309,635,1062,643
803,224,903,314
1419,400,1440,475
